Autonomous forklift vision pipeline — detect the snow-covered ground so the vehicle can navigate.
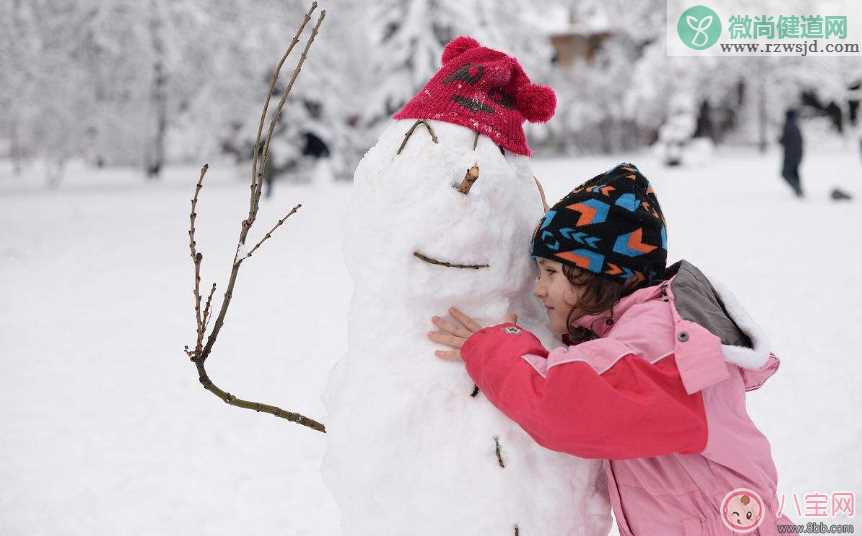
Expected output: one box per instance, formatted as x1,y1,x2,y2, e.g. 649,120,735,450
2,143,860,534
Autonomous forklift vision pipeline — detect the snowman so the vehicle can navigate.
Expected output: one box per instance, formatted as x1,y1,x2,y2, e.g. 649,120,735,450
322,37,610,536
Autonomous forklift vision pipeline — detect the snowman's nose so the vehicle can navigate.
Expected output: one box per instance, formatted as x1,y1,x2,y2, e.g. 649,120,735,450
456,164,480,194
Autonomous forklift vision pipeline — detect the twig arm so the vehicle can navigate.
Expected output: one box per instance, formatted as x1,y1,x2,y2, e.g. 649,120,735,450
182,5,327,433
189,164,208,354
251,2,319,218
236,204,302,264
195,361,326,433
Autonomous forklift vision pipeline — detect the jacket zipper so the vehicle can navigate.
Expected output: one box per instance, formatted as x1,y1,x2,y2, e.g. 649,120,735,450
607,460,636,535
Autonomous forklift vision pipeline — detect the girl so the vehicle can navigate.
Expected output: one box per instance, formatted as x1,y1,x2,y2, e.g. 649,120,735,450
427,163,794,535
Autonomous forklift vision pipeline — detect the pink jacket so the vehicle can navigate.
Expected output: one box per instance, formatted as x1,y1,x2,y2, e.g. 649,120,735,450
461,261,794,535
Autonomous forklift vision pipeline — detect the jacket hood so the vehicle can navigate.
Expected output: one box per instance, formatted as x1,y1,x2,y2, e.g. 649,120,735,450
570,260,781,392
668,261,780,391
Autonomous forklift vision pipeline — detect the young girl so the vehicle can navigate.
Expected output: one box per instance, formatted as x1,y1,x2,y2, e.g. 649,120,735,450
427,163,793,535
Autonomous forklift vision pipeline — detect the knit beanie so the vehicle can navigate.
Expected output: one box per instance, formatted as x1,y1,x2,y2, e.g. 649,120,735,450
393,36,556,156
530,163,668,287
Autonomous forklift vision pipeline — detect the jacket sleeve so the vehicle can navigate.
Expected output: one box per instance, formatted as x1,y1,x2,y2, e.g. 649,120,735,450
461,322,708,460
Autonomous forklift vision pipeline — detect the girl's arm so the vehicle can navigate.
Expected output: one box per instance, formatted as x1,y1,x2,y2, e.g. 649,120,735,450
461,322,708,460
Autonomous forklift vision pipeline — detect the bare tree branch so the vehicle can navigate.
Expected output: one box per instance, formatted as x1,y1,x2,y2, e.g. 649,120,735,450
396,119,439,155
189,163,208,354
183,3,327,434
204,4,325,360
413,251,489,270
494,436,506,468
236,204,302,264
250,3,326,233
533,175,550,212
456,164,480,194
250,2,318,223
202,282,216,329
194,359,326,432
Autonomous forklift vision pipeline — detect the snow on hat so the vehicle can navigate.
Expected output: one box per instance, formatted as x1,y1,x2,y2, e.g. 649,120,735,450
393,36,556,156
530,163,668,287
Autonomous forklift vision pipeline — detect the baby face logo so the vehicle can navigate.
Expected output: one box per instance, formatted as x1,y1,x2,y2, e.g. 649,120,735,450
721,488,765,533
677,5,722,50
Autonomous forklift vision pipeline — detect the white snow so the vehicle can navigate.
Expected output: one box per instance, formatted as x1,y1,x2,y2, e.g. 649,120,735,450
1,141,860,534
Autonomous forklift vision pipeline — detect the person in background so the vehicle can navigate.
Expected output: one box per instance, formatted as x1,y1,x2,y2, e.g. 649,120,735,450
779,108,804,198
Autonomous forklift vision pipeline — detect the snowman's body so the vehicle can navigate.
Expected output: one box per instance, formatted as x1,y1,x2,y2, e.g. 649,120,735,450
322,119,611,535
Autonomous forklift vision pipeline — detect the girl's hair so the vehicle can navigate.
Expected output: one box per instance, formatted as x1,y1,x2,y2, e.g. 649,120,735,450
561,265,636,344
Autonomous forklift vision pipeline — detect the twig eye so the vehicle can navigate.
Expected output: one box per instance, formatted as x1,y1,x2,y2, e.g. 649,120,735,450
396,120,438,155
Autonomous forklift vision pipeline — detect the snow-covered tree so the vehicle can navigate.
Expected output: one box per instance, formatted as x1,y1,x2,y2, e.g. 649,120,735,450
0,1,101,183
362,0,554,127
3,0,858,178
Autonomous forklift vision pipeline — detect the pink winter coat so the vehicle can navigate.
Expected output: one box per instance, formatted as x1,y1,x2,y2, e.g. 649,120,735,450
460,261,795,535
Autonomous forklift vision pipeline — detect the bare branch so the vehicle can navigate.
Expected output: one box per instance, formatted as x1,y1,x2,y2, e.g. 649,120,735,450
456,164,480,195
249,5,326,235
203,9,326,363
189,164,208,353
183,5,327,433
236,204,302,264
533,175,550,212
494,436,506,468
195,361,326,433
413,251,489,270
250,2,318,214
396,119,439,155
202,282,217,329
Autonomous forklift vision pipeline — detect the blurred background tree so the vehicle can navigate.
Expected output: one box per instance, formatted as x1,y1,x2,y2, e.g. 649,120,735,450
1,0,859,186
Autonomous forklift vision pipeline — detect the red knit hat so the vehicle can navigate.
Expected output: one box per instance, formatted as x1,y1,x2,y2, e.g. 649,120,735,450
393,36,556,156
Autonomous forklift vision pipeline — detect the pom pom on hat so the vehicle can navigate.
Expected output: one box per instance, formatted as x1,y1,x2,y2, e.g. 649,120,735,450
516,84,556,123
442,36,481,64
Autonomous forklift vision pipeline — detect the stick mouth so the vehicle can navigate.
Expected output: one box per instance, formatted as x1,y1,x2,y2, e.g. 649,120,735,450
413,250,489,270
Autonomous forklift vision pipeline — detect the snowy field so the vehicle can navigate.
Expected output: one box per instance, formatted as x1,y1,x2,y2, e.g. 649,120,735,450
2,144,861,535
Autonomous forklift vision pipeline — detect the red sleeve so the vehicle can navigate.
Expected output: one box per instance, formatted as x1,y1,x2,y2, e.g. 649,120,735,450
461,322,708,460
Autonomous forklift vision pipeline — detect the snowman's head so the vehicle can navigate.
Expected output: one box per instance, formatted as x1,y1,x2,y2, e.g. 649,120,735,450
344,36,557,314
345,118,551,311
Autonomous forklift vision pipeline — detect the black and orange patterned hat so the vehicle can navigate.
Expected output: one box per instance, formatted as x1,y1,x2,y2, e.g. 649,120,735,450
530,163,667,287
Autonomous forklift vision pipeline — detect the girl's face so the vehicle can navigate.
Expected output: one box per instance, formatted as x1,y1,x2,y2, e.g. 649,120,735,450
533,258,587,336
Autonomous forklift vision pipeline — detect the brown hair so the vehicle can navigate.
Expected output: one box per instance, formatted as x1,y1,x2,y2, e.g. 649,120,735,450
560,264,637,344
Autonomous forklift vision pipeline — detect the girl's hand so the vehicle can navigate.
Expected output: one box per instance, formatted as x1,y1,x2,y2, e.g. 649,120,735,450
426,306,517,361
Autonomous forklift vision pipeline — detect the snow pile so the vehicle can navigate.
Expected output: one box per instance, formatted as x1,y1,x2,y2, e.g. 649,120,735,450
1,147,860,534
321,120,611,535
